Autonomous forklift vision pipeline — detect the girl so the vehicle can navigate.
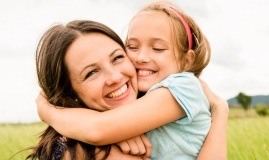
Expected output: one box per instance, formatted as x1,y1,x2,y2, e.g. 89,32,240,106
37,1,228,159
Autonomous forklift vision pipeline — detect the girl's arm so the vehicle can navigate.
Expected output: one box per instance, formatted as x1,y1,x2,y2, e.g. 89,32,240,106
37,88,186,146
197,80,229,160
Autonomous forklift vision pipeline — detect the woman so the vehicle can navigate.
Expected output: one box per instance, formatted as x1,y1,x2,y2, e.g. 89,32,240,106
32,20,228,159
28,20,143,160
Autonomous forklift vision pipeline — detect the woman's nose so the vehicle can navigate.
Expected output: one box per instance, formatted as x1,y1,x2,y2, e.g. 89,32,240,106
105,68,123,86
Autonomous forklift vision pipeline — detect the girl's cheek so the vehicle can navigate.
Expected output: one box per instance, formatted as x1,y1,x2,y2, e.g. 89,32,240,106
126,51,135,61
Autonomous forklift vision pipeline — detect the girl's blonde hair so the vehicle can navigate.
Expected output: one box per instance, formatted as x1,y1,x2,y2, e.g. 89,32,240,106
134,1,211,77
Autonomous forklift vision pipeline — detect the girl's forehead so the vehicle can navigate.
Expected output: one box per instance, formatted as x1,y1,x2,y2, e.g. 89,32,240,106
134,10,167,19
130,10,172,31
128,11,173,41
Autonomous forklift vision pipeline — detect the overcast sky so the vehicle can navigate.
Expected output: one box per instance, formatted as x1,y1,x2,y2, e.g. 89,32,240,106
0,0,268,122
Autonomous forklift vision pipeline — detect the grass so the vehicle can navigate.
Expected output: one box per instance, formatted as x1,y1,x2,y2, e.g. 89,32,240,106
227,108,269,160
1,108,269,159
228,107,259,119
0,122,46,160
228,117,269,160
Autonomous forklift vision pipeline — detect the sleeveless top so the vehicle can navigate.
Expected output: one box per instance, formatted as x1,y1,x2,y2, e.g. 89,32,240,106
51,136,68,160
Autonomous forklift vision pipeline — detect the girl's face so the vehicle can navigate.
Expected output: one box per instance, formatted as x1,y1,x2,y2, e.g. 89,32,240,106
65,33,138,111
126,11,180,92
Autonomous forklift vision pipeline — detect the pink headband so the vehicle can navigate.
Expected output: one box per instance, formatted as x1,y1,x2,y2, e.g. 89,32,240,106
163,5,193,50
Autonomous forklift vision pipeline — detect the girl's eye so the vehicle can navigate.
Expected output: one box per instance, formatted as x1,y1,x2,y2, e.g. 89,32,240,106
126,45,139,51
153,48,165,52
113,55,125,63
85,69,98,79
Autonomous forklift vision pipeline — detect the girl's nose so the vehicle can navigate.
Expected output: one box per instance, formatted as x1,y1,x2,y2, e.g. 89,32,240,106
105,68,123,86
135,49,151,64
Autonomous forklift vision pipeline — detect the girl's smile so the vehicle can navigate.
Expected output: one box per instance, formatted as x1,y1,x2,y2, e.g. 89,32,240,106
127,11,180,92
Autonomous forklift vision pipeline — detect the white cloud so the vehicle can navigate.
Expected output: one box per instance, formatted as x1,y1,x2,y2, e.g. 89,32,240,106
0,0,269,122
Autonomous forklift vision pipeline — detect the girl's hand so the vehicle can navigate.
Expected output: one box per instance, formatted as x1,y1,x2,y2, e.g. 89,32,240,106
116,134,152,159
35,91,51,122
96,144,149,160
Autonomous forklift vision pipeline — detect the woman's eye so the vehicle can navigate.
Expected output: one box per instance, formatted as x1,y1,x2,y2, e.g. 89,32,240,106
85,69,98,79
113,55,125,63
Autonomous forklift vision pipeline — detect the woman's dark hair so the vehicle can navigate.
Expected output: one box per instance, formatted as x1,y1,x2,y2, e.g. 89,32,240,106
27,20,125,160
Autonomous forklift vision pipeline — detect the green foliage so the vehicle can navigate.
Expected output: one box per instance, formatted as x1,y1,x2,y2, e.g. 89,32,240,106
236,92,252,110
255,104,269,116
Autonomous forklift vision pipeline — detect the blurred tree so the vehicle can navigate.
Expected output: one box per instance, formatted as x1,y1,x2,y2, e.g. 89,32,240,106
236,92,252,110
255,104,269,116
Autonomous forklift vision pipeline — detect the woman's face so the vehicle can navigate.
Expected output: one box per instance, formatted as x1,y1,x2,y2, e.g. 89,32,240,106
65,33,138,111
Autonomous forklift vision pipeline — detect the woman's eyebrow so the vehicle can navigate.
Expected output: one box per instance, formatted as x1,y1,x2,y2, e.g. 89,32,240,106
79,63,96,76
109,48,122,57
79,48,122,75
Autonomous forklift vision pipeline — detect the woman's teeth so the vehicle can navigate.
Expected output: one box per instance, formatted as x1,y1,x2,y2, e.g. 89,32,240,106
107,84,128,98
137,70,155,76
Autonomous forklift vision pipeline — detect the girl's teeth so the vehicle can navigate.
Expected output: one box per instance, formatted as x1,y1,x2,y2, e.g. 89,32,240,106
107,84,128,98
138,70,154,76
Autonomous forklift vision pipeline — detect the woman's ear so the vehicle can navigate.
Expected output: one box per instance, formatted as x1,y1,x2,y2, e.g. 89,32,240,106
184,50,195,70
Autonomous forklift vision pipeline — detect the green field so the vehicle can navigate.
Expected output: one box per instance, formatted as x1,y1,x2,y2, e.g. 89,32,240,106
228,108,269,160
1,108,269,160
0,123,46,160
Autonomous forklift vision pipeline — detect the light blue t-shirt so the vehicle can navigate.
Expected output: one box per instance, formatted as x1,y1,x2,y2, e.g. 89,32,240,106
146,72,211,160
